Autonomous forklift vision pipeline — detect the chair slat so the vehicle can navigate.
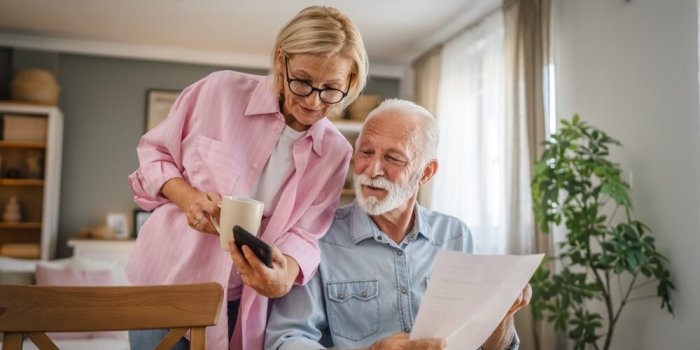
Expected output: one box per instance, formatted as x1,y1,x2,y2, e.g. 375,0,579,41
26,333,58,350
1,333,22,350
0,283,223,350
155,327,188,350
0,283,223,332
190,327,206,349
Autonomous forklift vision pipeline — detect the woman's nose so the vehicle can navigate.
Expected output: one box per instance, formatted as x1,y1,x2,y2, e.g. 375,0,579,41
304,91,322,107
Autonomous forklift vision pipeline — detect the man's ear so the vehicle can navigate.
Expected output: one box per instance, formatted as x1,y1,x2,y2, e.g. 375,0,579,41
419,159,438,186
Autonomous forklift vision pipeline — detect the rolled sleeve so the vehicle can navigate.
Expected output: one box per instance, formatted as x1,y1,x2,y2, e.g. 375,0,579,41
128,81,203,210
506,330,520,349
128,161,183,210
274,227,321,285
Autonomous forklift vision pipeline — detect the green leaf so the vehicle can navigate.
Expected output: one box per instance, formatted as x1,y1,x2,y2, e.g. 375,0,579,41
529,115,675,348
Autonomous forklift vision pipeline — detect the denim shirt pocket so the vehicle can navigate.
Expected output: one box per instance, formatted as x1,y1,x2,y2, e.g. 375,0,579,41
326,280,380,341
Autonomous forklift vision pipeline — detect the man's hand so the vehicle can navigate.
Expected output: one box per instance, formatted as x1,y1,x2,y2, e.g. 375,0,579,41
482,284,532,350
365,332,446,350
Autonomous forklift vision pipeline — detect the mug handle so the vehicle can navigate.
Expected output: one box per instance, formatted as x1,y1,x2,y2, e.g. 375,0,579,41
208,203,223,235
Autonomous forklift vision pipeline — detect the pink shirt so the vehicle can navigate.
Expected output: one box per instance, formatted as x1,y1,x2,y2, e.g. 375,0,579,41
125,71,352,350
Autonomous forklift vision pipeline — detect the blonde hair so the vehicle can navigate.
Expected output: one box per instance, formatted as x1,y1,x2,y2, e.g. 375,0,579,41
272,6,368,111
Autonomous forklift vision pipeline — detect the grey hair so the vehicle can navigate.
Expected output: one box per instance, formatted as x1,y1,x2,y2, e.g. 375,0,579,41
359,98,439,168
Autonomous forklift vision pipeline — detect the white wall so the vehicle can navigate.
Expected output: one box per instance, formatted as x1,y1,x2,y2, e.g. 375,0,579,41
553,0,700,348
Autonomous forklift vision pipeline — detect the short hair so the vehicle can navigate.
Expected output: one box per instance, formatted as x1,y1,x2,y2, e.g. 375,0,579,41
360,99,439,168
272,6,369,111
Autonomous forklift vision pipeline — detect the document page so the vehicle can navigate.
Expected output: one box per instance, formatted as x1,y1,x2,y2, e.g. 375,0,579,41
410,251,544,349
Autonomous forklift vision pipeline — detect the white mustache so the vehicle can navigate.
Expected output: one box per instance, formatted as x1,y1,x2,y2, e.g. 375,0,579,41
356,174,394,190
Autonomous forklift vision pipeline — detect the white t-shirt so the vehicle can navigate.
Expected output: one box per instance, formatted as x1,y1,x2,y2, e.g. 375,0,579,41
251,124,306,218
228,124,305,300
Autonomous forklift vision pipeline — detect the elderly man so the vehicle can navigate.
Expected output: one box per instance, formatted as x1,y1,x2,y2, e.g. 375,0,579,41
265,99,530,350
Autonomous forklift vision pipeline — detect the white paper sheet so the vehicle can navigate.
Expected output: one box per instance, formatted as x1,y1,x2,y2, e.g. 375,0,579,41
410,251,544,349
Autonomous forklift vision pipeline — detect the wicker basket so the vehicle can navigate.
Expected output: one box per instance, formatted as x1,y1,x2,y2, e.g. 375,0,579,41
10,69,61,105
347,95,382,121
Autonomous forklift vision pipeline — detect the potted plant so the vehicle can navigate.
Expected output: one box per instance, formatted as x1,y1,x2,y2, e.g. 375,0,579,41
529,115,675,350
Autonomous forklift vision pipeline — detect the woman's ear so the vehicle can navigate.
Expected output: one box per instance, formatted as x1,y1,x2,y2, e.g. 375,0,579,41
275,48,286,73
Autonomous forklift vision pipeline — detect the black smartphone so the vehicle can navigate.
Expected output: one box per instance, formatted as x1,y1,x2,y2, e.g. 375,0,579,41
232,225,273,268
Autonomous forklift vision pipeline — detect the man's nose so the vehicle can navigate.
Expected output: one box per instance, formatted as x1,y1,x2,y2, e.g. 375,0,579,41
364,156,384,177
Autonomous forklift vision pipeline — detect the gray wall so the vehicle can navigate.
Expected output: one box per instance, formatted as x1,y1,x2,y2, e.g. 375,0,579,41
1,49,399,257
553,0,699,348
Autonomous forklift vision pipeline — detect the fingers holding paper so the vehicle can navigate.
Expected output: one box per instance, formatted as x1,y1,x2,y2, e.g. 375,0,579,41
481,283,532,350
506,283,532,318
367,332,446,350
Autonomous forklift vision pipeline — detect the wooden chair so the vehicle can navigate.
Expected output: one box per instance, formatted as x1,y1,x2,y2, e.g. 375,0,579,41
0,282,223,350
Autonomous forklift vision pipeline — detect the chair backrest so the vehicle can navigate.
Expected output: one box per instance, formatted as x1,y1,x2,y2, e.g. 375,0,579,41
0,282,223,350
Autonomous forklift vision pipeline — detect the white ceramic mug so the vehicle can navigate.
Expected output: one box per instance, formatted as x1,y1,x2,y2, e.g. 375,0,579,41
209,195,264,251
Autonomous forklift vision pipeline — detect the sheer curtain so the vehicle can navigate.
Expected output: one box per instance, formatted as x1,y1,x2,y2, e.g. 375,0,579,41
430,10,515,254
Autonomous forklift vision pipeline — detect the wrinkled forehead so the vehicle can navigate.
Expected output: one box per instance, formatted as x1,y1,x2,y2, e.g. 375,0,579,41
358,113,421,155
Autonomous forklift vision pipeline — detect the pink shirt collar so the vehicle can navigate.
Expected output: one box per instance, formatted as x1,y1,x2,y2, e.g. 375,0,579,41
243,75,328,158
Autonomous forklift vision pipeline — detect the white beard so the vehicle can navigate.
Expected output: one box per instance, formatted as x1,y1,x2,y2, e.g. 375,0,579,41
353,172,420,216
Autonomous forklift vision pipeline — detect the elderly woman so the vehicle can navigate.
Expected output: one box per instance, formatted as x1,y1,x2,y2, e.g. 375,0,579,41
126,6,368,350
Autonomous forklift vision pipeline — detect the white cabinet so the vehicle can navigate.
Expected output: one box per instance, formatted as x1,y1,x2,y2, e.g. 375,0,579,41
68,239,135,285
0,101,63,260
67,239,135,266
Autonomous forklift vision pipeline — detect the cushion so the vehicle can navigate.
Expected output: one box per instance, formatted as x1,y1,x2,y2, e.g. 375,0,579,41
35,263,112,286
35,258,119,339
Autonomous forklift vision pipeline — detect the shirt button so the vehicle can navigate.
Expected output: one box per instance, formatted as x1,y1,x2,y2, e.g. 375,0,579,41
400,287,407,294
397,250,404,256
404,327,411,333
337,293,345,300
361,291,368,298
253,163,258,169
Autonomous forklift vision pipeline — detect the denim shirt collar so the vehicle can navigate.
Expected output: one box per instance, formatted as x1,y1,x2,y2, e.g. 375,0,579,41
349,201,436,246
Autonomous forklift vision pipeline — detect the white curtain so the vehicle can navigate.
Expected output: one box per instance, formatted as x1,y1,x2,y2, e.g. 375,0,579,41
412,46,442,208
431,10,533,255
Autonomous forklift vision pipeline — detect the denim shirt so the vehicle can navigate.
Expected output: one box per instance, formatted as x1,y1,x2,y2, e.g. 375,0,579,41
266,201,520,350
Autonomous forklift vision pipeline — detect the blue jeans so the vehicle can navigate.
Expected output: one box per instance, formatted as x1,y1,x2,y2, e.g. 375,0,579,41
129,300,240,349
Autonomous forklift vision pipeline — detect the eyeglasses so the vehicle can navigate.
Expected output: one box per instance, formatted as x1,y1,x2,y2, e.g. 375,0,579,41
284,57,351,104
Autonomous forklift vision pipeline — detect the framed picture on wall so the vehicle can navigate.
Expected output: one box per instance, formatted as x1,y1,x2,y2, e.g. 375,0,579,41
133,209,152,238
145,89,180,131
106,213,129,239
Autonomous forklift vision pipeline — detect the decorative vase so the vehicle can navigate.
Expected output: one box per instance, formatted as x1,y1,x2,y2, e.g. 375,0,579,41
3,196,22,223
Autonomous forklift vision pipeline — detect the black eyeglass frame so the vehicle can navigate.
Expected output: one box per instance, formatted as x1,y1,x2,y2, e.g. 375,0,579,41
284,57,351,105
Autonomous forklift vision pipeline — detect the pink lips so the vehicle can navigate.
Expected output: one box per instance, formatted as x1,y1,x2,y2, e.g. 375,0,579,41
362,185,387,197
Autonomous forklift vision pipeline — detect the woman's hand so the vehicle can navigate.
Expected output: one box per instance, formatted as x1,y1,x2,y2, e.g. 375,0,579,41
185,191,221,235
229,241,300,298
160,178,221,235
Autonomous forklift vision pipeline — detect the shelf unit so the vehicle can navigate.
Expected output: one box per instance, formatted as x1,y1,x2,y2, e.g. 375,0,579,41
331,119,363,205
0,101,63,260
